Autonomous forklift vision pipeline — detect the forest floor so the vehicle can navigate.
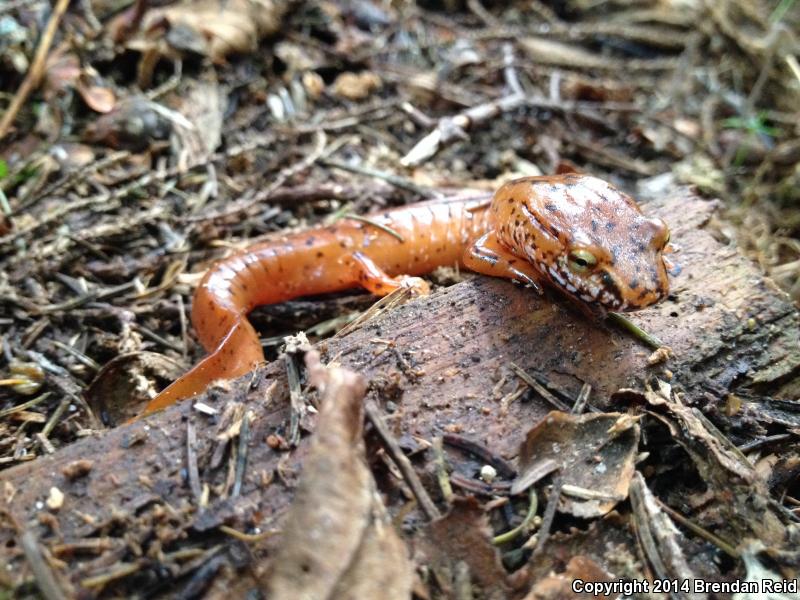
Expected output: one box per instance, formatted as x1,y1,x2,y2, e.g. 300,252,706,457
0,1,798,599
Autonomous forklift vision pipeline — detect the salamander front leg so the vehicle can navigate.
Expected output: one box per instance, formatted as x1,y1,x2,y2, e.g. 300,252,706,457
463,231,544,293
351,252,430,296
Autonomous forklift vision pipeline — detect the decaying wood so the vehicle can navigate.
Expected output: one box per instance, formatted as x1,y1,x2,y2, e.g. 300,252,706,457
1,189,798,595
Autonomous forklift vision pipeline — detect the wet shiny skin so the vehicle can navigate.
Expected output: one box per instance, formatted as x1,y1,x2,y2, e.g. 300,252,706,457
143,174,671,413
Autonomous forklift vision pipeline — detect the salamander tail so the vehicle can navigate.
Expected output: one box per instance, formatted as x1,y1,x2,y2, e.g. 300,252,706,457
141,318,264,414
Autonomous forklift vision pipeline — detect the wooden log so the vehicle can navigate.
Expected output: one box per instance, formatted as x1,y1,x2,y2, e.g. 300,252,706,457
1,189,798,596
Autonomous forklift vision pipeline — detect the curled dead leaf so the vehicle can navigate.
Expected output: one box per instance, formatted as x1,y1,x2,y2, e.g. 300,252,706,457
266,350,412,600
120,0,287,64
513,411,640,518
523,555,612,600
44,45,116,113
85,351,185,425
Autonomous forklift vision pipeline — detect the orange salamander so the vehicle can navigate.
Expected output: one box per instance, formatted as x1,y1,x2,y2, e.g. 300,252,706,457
143,174,671,413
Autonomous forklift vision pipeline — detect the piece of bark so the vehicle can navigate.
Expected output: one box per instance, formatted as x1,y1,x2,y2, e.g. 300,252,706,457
1,189,798,596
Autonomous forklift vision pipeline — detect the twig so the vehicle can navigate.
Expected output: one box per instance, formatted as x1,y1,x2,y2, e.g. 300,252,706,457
322,158,440,198
341,213,405,242
656,498,739,559
186,421,202,505
502,43,523,95
365,401,441,520
185,130,328,223
401,92,526,167
571,382,592,414
232,410,251,497
443,433,516,478
0,0,71,139
532,474,563,557
606,312,664,349
401,92,641,167
38,279,141,315
432,436,454,505
21,530,68,600
41,397,70,438
508,362,571,412
132,322,185,354
219,525,278,543
0,391,51,418
285,352,304,446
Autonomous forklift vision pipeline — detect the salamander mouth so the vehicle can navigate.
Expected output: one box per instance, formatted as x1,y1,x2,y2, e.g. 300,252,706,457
533,259,628,311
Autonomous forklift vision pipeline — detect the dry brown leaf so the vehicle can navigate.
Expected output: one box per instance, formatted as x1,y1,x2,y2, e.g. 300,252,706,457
523,555,612,600
85,351,185,425
523,513,642,592
44,45,116,114
331,71,382,101
618,385,793,550
629,472,707,600
266,351,412,600
416,497,511,597
514,411,640,518
123,0,286,64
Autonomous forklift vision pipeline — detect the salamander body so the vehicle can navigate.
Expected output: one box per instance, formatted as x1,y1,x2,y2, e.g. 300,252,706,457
143,174,671,413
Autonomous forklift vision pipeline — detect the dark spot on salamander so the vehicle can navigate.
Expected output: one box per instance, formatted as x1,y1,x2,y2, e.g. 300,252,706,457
339,241,347,248
375,283,383,289
544,203,558,212
629,278,639,290
591,220,598,232
637,243,646,253
605,222,615,231
305,236,316,246
316,251,324,258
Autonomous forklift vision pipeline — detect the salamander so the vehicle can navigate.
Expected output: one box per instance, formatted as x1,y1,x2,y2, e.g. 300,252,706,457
142,174,671,413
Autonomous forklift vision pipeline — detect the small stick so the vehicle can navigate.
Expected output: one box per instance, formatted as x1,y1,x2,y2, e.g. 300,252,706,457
21,530,68,600
532,474,563,557
322,158,440,199
342,213,405,242
365,401,441,520
186,421,203,505
606,312,664,349
656,499,739,559
0,0,72,139
571,382,592,414
232,410,252,497
432,436,454,505
509,362,570,412
443,433,516,478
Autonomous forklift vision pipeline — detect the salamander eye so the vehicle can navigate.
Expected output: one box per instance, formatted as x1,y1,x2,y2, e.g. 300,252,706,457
568,249,597,273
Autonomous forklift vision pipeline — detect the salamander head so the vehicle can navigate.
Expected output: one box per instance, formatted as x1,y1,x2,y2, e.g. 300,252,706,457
496,174,671,313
